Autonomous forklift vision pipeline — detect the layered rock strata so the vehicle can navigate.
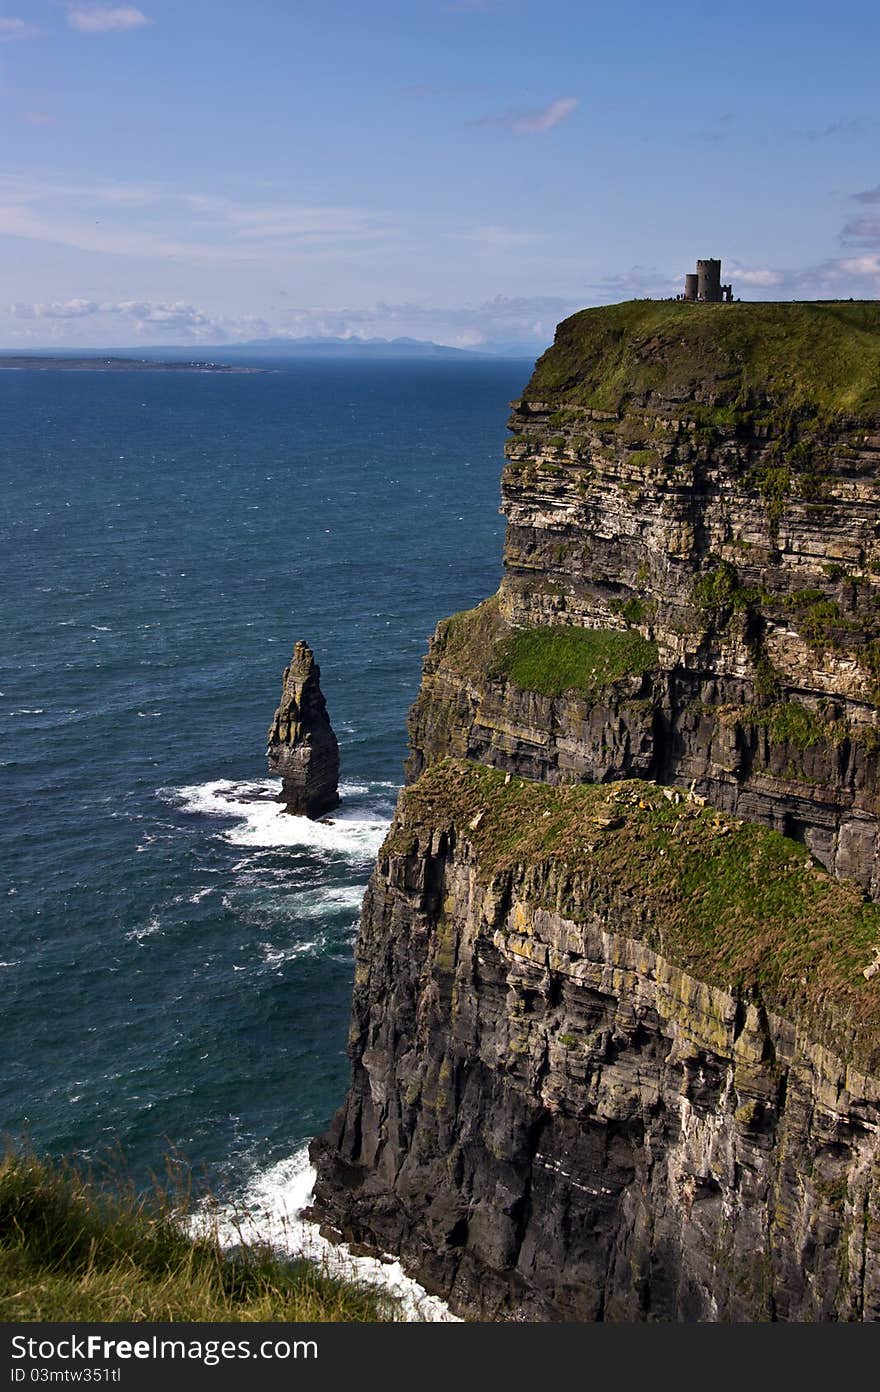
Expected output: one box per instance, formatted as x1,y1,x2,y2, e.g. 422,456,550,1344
267,641,339,817
312,762,880,1321
408,303,880,893
313,302,880,1319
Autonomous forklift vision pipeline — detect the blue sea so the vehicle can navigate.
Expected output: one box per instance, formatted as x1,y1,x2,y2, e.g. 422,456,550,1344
0,359,527,1265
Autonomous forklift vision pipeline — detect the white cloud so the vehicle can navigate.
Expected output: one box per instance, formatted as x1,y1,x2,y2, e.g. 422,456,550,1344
841,215,880,247
106,300,210,328
473,96,578,135
0,17,39,40
67,7,149,33
510,97,578,135
838,255,880,277
11,298,98,318
3,292,582,350
734,269,785,287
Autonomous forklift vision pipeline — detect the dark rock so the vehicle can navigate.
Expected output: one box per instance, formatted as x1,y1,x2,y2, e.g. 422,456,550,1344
312,303,880,1319
312,783,880,1321
267,641,339,818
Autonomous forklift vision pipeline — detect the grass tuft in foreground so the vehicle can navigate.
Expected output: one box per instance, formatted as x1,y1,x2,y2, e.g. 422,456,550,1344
0,1152,399,1322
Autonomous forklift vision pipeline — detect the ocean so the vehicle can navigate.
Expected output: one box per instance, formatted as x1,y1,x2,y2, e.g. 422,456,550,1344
0,358,529,1312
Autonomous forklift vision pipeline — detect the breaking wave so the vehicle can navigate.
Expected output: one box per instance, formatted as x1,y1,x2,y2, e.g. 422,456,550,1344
168,778,394,859
193,1146,456,1323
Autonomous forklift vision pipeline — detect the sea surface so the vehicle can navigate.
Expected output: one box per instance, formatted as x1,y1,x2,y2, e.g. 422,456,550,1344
0,358,529,1311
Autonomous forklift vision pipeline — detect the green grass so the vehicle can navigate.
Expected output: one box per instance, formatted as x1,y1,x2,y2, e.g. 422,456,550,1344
693,560,763,618
389,761,880,1072
741,701,880,756
748,701,848,750
434,599,657,700
0,1152,400,1323
524,299,880,421
433,595,506,681
488,625,657,697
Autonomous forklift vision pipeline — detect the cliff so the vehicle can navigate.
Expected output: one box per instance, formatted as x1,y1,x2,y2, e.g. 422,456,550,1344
409,301,880,893
312,301,880,1320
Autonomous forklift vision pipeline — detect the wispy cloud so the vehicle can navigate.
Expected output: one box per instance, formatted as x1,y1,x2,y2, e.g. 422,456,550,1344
793,117,867,142
852,185,880,205
0,174,396,266
471,96,578,135
67,7,149,33
0,173,543,278
0,17,39,40
22,112,58,126
694,112,735,144
841,215,880,246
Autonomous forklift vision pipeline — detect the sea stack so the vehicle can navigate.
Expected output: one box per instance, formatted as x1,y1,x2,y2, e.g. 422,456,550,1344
267,641,340,818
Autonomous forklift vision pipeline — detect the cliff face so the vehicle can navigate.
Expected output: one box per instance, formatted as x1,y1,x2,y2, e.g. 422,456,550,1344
409,302,880,893
311,763,880,1321
312,301,880,1320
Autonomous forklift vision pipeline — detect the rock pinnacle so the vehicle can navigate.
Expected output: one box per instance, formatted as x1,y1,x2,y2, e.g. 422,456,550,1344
267,641,340,818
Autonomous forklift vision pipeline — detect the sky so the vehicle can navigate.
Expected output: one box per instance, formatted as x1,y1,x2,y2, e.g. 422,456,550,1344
1,0,879,351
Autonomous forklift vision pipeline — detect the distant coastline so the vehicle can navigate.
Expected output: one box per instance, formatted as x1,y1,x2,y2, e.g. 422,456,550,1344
0,356,259,373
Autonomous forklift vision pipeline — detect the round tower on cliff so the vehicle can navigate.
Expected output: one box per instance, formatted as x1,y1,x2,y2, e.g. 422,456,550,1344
696,258,723,303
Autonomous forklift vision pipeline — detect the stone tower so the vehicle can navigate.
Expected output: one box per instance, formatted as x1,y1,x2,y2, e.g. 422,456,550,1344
683,257,732,302
696,258,723,303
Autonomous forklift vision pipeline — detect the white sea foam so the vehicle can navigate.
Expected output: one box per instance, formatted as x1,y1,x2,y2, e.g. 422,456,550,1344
171,778,392,859
193,1147,456,1322
259,938,325,967
126,915,162,943
293,884,365,919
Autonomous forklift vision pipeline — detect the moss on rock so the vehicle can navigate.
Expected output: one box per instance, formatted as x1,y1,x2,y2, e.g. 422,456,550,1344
392,760,880,1071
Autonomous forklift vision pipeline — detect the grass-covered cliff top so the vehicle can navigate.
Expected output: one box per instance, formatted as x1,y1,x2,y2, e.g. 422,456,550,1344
0,1152,398,1322
392,760,880,1073
436,598,657,698
523,299,880,420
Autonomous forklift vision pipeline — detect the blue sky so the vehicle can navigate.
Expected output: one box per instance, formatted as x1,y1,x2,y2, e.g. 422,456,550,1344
1,0,879,350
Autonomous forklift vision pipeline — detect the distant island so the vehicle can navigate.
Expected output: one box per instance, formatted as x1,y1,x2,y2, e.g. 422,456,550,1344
0,336,536,369
222,336,496,359
0,356,258,372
